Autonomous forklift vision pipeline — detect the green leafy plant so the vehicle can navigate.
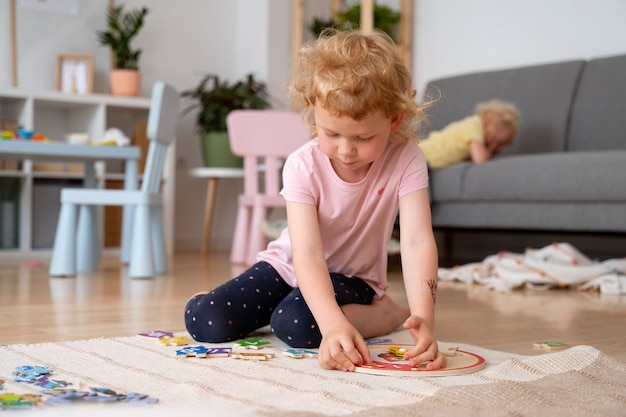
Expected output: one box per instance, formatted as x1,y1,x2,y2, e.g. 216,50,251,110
97,5,149,70
309,2,400,42
182,73,270,134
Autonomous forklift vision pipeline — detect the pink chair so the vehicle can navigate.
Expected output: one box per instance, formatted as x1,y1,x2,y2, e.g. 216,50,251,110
227,110,310,265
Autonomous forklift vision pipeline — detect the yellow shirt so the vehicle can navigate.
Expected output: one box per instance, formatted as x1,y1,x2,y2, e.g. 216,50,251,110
418,115,484,169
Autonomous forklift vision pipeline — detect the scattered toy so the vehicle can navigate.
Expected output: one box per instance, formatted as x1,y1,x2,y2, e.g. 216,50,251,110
137,330,174,340
365,338,393,345
0,392,43,409
282,349,318,359
175,346,208,358
533,341,570,351
234,338,272,349
206,347,232,358
158,336,193,346
231,352,275,361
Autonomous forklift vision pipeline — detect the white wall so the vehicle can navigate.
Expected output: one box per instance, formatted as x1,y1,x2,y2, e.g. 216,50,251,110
2,0,626,253
413,0,626,91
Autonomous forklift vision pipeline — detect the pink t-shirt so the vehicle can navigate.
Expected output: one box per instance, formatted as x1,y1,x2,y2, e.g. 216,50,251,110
257,139,428,297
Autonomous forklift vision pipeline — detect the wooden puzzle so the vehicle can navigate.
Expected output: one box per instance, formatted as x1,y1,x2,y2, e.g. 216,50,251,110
533,341,569,351
231,352,275,361
158,336,193,346
282,349,318,359
137,330,173,340
354,343,486,377
234,338,272,349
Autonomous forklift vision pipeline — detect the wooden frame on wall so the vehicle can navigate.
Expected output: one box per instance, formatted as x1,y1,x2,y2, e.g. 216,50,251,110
55,53,94,94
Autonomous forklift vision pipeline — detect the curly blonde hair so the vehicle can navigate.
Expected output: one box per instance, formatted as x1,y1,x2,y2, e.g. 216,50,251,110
474,100,520,138
288,29,426,143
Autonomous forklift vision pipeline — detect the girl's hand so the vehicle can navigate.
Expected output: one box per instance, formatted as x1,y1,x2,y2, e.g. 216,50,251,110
402,315,447,370
317,322,372,372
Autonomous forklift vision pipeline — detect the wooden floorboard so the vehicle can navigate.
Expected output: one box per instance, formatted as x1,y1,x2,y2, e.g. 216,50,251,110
1,250,624,363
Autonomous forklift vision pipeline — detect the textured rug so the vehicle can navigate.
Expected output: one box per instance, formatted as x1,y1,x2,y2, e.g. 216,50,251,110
1,329,625,416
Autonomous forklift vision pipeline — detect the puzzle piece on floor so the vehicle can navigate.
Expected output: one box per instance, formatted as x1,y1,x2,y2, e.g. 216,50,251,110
206,347,232,358
282,349,319,359
0,393,44,409
158,336,193,346
234,337,272,349
231,352,275,361
365,338,392,345
44,387,158,405
175,345,208,358
137,330,173,340
533,341,570,351
13,366,53,383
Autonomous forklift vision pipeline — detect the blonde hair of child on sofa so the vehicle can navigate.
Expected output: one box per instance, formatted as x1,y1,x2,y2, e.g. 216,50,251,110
419,99,520,169
184,28,446,372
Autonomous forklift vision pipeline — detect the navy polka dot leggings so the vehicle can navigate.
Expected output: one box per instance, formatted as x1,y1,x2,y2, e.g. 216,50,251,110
184,261,376,348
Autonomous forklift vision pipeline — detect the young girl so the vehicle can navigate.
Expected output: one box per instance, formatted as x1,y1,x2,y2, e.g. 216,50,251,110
419,100,520,169
185,29,446,372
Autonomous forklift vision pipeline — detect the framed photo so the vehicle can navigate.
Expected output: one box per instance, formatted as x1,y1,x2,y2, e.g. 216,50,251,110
55,53,94,94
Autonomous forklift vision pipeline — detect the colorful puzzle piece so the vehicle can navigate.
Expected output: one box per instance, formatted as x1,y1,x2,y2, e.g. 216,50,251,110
231,352,275,361
206,347,232,357
0,393,43,409
365,338,393,345
158,336,193,346
388,345,407,358
175,345,208,358
137,330,173,340
282,349,319,359
533,341,570,350
44,387,158,405
234,338,272,349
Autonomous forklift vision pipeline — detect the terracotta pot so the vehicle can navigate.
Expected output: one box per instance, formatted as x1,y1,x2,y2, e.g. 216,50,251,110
110,69,142,96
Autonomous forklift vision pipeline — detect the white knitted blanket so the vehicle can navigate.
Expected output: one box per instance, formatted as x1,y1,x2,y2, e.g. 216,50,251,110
438,242,626,294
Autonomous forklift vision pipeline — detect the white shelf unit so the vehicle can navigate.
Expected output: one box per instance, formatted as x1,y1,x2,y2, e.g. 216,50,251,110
0,89,175,255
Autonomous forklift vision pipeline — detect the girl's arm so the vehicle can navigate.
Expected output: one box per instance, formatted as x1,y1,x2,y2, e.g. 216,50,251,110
469,139,493,164
286,201,371,371
398,188,447,370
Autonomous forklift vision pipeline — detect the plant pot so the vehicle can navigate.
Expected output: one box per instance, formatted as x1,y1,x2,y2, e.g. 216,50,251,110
110,69,141,96
200,131,243,168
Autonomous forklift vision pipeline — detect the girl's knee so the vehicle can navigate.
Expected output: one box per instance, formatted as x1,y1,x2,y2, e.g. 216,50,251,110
270,308,321,348
184,294,239,343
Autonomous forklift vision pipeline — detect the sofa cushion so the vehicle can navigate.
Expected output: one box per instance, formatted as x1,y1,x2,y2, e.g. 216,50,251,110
424,60,585,156
567,54,626,151
430,151,626,202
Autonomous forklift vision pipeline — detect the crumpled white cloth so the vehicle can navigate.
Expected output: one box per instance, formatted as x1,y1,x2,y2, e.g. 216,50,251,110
438,242,626,294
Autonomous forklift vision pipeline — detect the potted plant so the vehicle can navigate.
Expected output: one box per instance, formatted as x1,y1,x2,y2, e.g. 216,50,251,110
182,73,270,167
309,2,400,41
97,5,149,96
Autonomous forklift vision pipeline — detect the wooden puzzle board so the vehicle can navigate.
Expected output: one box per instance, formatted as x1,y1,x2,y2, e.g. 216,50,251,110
355,344,486,377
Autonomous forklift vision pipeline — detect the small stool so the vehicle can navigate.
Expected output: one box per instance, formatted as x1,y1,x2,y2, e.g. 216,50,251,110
189,167,244,254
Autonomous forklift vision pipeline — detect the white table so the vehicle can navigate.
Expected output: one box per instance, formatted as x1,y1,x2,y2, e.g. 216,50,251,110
189,167,244,254
0,141,141,258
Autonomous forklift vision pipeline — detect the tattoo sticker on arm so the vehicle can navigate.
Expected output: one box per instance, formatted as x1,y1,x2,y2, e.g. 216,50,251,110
427,279,437,303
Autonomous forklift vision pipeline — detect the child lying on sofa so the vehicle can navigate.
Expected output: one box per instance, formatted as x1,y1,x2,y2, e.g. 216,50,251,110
419,100,519,169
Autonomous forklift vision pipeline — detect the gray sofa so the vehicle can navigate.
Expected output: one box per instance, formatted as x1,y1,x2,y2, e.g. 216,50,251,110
424,53,626,235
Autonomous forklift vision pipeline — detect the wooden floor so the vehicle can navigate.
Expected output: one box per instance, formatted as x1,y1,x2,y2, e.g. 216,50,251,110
1,250,625,363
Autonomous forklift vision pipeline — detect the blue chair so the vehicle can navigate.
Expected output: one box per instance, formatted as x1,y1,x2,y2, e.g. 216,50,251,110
49,82,180,278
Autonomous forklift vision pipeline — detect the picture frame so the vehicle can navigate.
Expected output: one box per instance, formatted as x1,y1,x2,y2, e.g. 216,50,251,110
55,53,94,94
